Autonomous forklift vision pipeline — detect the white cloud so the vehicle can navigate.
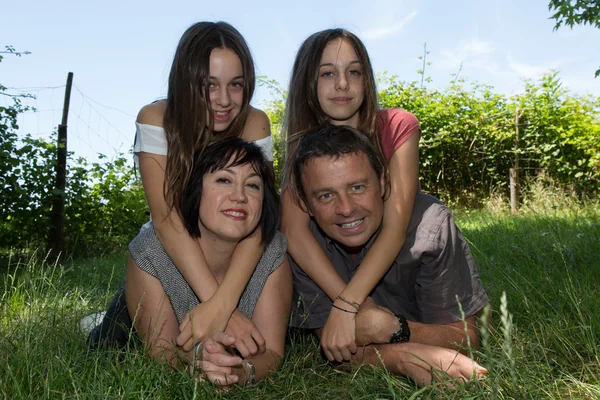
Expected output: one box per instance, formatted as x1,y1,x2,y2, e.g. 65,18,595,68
363,11,418,40
464,40,494,55
507,55,560,78
439,39,495,69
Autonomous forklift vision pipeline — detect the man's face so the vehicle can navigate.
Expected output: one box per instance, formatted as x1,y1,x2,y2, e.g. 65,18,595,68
301,152,384,251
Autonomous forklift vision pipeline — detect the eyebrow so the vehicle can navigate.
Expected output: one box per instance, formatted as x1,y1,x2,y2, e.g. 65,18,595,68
209,75,244,81
221,168,261,180
311,179,368,194
319,60,361,68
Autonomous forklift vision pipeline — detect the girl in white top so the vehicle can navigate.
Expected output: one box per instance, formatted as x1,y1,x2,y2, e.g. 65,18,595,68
134,21,274,359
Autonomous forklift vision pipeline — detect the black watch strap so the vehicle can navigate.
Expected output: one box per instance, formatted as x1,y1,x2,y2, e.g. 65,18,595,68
389,313,411,344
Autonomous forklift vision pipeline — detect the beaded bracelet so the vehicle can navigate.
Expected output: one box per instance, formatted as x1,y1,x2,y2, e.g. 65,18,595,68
336,295,361,311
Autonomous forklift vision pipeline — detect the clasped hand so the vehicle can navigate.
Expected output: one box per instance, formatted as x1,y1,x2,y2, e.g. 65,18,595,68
322,297,398,362
177,302,265,358
190,332,244,386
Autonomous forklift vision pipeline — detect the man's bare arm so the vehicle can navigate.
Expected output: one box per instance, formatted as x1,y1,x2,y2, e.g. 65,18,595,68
354,298,481,354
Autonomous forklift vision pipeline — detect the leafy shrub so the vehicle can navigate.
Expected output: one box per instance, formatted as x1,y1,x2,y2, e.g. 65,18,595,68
0,130,147,257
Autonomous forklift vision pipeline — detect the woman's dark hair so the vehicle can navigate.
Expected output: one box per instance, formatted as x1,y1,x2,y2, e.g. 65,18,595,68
180,138,279,245
293,125,389,205
163,21,256,221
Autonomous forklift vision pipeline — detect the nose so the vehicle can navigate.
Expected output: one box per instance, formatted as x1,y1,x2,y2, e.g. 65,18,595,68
335,193,356,217
335,73,348,91
229,183,248,203
216,86,231,107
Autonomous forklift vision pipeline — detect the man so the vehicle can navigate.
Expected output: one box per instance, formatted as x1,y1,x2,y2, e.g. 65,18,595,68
289,125,489,386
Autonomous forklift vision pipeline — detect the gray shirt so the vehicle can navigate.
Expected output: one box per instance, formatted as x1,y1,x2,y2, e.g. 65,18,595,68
290,192,488,329
129,225,288,324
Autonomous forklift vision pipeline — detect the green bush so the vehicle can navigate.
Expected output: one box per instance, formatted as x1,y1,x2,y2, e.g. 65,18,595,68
379,71,600,204
0,130,147,256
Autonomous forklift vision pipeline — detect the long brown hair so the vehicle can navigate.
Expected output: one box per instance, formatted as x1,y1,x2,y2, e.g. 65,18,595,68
163,21,256,216
282,28,383,198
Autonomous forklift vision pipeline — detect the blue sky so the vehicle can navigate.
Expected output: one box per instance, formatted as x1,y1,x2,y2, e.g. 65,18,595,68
2,0,600,162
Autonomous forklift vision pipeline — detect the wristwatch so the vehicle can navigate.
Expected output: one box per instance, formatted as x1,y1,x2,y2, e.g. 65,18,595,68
243,360,256,386
389,313,411,344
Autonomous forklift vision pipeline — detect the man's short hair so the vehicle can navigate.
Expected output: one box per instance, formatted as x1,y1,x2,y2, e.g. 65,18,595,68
293,124,389,204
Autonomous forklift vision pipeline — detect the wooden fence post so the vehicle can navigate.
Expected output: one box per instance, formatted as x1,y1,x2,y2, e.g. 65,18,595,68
48,72,73,257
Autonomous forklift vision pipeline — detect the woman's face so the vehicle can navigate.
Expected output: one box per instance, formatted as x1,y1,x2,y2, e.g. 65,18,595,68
316,38,365,129
199,161,263,242
208,48,245,132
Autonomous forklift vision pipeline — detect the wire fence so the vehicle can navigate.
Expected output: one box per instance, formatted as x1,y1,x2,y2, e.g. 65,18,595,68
2,84,135,163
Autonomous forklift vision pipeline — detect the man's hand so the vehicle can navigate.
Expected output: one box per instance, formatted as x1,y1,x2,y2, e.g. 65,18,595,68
320,302,358,362
193,332,243,386
224,309,266,358
355,297,399,345
177,300,230,351
395,342,487,387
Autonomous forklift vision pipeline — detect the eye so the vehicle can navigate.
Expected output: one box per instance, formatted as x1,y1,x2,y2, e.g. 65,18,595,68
350,185,365,192
230,81,244,88
319,193,332,200
246,182,261,190
348,69,362,76
216,177,230,184
320,71,335,78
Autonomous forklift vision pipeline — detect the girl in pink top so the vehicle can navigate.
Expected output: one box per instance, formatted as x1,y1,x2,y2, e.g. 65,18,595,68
282,29,421,363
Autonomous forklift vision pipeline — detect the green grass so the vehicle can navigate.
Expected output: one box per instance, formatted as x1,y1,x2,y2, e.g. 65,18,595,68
1,203,599,399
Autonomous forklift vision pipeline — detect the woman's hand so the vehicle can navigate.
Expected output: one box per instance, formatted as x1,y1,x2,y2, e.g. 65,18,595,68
320,301,358,362
397,343,488,387
225,310,266,358
193,332,243,386
177,300,230,351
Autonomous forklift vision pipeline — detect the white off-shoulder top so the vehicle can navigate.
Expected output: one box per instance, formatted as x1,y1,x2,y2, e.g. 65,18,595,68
133,122,274,167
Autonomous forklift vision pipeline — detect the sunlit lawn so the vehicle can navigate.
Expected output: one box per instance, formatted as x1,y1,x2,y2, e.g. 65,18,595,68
1,203,599,399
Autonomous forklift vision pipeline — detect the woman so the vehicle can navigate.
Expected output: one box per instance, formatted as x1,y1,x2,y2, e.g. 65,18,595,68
90,139,291,386
134,21,273,356
282,29,421,362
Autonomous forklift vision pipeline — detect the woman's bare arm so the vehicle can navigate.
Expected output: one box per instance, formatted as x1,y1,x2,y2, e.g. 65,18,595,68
239,257,292,383
124,255,191,367
339,132,420,304
281,188,346,300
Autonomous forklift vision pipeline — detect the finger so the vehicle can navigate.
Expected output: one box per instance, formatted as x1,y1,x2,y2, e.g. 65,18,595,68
203,338,224,354
241,336,258,357
210,331,236,346
463,361,488,380
348,342,357,355
234,340,251,359
182,336,195,352
204,352,242,367
180,315,189,333
323,347,335,362
176,326,191,347
252,330,266,354
204,371,239,386
340,347,352,362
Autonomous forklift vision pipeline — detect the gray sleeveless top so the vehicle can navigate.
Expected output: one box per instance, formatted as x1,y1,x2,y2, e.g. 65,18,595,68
128,225,287,324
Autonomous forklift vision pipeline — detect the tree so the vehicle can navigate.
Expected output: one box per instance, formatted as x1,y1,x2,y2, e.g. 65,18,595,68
548,0,600,77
